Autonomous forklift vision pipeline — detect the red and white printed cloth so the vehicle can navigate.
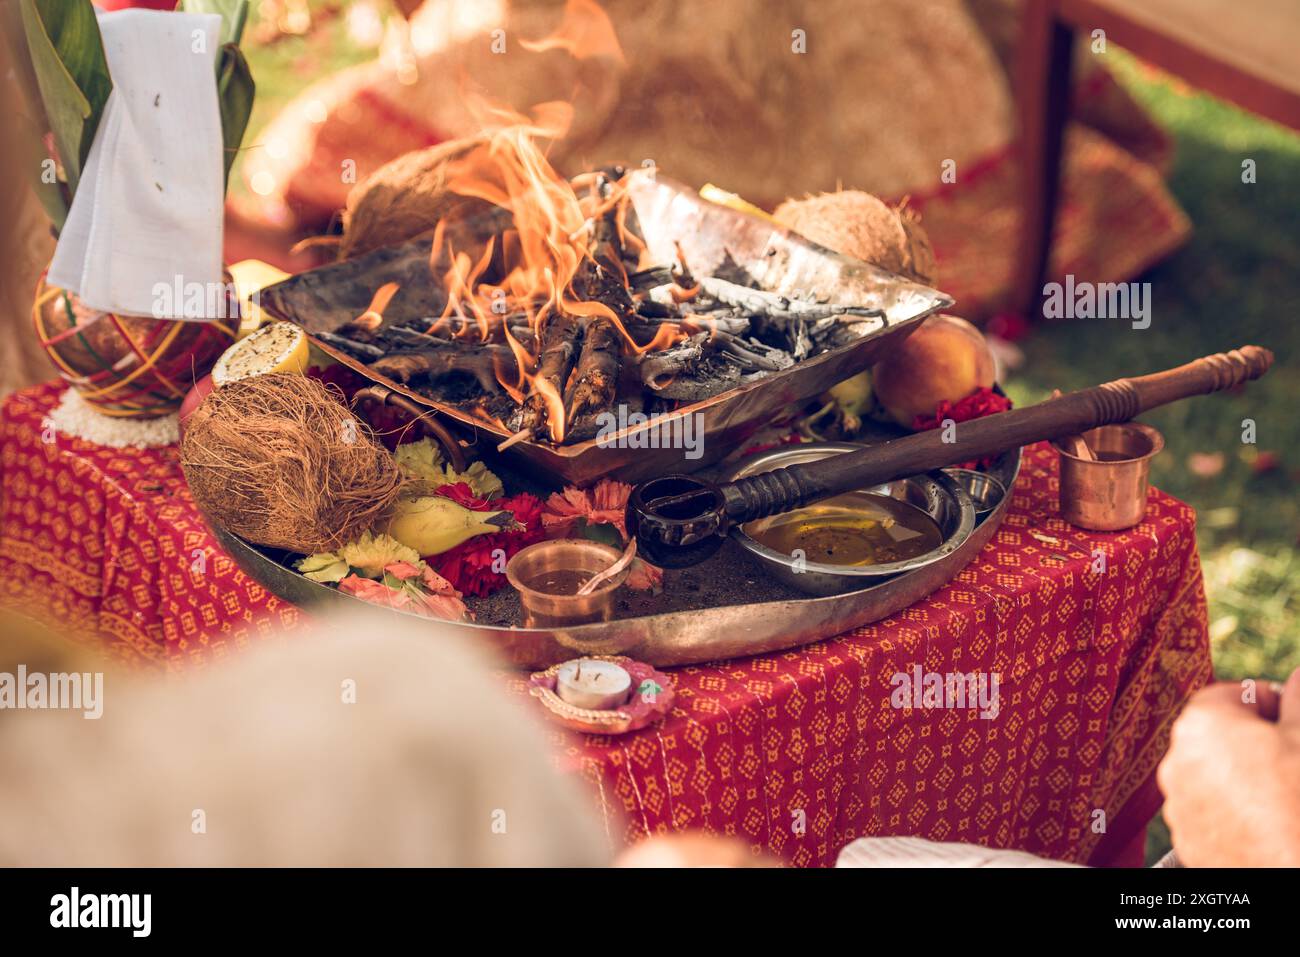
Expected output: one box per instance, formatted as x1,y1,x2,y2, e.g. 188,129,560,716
1,381,1210,864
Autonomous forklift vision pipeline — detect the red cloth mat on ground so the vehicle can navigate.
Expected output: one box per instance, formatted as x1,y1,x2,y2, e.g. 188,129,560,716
1,381,1210,864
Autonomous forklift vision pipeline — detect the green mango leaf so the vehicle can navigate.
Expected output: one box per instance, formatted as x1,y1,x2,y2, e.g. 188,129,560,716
15,114,70,231
180,0,254,192
215,43,253,189
179,0,249,48
18,0,111,199
2,0,46,120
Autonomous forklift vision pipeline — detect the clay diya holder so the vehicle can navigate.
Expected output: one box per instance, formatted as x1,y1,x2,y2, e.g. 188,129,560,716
529,656,675,735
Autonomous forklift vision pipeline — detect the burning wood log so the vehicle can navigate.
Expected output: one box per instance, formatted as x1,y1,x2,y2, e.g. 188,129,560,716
564,316,623,440
629,265,673,291
639,334,707,391
637,326,793,402
316,331,386,360
513,312,581,441
683,315,752,338
710,331,790,371
560,187,636,440
369,348,504,396
692,276,885,321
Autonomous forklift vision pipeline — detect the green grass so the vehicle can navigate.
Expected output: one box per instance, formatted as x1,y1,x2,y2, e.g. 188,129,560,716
1004,52,1300,866
1006,50,1300,689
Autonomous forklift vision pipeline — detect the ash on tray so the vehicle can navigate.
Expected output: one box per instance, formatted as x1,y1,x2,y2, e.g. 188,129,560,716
468,539,811,628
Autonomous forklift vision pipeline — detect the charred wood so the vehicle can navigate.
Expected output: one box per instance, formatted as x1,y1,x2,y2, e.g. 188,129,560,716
368,345,506,395
516,311,581,437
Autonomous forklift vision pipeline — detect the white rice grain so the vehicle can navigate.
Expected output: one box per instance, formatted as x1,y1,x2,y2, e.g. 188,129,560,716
46,388,180,449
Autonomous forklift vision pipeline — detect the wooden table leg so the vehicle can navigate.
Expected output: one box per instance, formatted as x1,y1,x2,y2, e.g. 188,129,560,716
1012,1,1075,319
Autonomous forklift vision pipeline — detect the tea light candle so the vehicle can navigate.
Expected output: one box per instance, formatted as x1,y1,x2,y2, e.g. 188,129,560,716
555,659,632,710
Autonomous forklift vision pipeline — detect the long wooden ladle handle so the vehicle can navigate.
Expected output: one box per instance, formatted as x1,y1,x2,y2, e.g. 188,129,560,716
721,345,1273,521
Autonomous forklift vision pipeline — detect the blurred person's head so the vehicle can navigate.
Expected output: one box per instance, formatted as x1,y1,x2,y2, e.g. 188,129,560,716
0,609,611,866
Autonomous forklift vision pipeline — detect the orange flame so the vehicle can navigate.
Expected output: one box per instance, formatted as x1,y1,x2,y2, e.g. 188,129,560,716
409,0,687,443
355,282,401,332
519,0,626,65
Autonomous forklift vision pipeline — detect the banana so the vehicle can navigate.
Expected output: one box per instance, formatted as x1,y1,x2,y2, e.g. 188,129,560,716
386,496,519,556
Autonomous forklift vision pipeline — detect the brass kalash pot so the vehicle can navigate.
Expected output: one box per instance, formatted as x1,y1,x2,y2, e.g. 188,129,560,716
32,272,235,419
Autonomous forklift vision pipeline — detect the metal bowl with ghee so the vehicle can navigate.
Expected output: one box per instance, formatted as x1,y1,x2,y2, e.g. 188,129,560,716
724,442,976,595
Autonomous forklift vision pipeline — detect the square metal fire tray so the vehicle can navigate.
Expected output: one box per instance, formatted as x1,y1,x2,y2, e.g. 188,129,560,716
258,170,954,483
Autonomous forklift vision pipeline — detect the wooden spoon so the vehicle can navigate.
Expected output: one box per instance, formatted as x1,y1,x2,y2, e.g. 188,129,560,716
1061,433,1096,460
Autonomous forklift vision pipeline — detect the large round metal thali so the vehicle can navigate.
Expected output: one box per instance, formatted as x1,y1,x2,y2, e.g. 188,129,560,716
210,447,1021,670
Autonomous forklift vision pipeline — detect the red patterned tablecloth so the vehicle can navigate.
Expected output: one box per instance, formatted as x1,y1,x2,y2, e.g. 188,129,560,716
1,381,1211,865
0,383,303,666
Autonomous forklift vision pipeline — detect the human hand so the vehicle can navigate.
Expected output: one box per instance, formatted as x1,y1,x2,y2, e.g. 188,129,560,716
1157,669,1300,867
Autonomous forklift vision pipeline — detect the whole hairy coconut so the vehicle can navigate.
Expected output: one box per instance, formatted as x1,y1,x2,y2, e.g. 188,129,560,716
180,374,406,553
871,315,996,427
774,190,938,285
340,137,499,259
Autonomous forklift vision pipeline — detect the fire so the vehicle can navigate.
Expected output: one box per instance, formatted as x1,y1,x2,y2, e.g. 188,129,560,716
399,0,685,444
354,282,401,333
518,0,626,65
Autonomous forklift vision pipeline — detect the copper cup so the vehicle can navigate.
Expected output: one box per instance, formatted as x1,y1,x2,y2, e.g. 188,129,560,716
1051,423,1165,531
506,540,630,628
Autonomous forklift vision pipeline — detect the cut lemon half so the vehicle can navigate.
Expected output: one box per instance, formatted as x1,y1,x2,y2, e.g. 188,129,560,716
211,320,310,387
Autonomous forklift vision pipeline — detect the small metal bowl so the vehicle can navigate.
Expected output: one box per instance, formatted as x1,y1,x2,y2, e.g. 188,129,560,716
942,468,1007,518
505,540,630,628
724,442,976,596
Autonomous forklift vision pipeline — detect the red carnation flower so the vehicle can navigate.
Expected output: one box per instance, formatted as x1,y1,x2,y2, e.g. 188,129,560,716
540,479,664,594
434,482,496,511
542,479,633,539
912,387,1013,469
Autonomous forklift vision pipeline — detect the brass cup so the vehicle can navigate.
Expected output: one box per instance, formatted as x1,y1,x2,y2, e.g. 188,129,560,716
506,540,630,628
1051,423,1165,531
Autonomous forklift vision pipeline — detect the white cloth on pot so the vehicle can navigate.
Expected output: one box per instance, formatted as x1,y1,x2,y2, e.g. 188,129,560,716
48,9,225,321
